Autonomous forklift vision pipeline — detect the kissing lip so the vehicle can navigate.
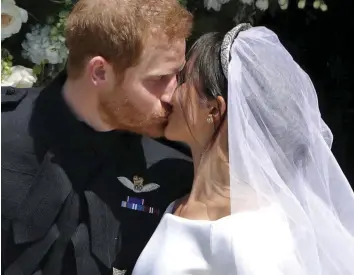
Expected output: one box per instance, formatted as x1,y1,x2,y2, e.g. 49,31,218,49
162,103,173,118
164,102,173,114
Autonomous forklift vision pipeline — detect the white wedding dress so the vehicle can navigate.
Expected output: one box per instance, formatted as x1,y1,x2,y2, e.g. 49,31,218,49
132,202,300,275
133,25,354,274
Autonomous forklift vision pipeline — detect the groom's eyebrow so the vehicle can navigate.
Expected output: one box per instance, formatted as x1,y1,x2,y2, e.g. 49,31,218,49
148,61,186,77
167,61,186,75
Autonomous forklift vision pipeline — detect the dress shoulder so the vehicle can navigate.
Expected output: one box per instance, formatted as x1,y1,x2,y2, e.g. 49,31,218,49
210,205,300,275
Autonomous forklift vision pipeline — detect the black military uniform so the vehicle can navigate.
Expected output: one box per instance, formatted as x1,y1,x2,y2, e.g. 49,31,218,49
1,71,194,275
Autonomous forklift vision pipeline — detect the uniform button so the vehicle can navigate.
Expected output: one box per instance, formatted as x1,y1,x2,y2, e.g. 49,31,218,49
5,88,16,95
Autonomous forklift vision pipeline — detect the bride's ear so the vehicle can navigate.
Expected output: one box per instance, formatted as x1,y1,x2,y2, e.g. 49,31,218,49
209,96,226,123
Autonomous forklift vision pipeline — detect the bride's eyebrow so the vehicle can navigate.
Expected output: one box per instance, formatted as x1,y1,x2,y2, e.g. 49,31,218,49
177,65,188,84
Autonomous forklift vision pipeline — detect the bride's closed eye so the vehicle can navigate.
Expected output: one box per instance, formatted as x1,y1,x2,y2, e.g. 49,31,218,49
176,70,186,85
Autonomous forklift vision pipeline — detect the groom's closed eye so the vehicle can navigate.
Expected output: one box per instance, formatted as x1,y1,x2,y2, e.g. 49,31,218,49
145,74,179,96
150,75,166,82
149,74,175,85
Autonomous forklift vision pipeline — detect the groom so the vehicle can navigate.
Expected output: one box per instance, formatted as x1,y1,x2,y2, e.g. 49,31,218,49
1,0,193,274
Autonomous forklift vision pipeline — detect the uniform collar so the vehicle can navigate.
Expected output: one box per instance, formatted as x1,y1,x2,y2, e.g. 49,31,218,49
29,71,138,154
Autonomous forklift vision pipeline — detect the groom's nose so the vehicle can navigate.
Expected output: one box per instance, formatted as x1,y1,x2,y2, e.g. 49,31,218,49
160,75,177,104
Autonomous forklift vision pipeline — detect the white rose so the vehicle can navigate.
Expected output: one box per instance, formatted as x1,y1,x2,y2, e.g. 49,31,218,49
204,0,222,11
298,0,306,9
255,0,269,10
204,0,221,11
1,0,28,40
320,2,328,11
313,0,320,9
240,0,254,5
218,0,231,4
1,65,37,88
279,0,289,9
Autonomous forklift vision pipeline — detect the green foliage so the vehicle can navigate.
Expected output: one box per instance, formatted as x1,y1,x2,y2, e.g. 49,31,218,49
1,49,13,80
179,0,188,7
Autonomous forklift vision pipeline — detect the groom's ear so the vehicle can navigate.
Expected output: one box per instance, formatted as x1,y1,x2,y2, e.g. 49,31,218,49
209,96,226,122
88,56,115,90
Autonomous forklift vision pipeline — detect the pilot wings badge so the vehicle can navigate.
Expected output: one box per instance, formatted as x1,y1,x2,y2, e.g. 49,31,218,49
118,175,160,193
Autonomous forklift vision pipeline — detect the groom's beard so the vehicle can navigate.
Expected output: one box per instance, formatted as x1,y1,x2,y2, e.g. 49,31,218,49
98,90,171,137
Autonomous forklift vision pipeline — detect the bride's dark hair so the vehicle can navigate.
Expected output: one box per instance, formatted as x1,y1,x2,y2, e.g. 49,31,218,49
181,32,234,196
179,32,228,149
180,32,230,193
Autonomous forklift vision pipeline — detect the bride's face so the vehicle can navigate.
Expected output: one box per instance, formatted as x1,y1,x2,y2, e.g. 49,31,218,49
165,33,227,148
164,62,215,147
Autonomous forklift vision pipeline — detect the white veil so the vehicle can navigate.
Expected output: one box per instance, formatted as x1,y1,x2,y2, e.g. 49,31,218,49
222,25,354,274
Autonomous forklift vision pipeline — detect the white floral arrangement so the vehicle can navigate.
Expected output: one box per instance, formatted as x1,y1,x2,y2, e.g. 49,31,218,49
1,65,37,88
1,0,72,87
22,23,68,65
1,0,328,88
2,49,37,88
1,0,28,40
204,0,328,11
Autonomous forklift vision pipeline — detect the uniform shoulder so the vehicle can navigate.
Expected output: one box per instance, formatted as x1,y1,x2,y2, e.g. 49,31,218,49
2,86,43,172
2,86,42,143
2,87,46,218
2,86,42,115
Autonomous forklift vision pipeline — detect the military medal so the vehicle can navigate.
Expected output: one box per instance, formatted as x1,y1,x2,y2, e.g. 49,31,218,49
121,195,160,215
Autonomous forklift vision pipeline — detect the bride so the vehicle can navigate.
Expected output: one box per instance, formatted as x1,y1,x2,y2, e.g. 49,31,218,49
132,24,354,275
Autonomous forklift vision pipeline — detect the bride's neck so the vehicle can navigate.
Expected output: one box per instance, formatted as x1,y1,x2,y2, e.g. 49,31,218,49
190,146,204,176
176,143,230,220
189,143,230,201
